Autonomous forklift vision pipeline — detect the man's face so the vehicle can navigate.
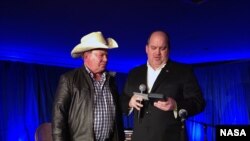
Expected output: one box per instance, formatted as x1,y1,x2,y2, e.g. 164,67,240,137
146,32,169,69
84,49,108,74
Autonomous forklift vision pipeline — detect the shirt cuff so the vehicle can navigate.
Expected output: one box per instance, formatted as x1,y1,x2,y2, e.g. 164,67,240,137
173,102,178,119
128,108,134,116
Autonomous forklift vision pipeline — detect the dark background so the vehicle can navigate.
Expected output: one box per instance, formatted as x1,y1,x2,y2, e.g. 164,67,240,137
1,0,250,72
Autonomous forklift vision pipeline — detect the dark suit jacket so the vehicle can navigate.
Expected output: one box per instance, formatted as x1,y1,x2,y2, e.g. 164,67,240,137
122,60,205,141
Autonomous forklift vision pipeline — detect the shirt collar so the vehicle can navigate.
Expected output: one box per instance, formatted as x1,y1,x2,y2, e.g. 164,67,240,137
84,65,106,80
147,61,166,71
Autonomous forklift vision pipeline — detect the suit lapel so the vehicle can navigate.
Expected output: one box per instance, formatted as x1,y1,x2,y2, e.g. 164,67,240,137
150,62,171,93
140,65,148,92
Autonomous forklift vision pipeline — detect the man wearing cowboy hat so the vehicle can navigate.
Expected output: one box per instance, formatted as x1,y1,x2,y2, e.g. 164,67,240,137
52,31,125,141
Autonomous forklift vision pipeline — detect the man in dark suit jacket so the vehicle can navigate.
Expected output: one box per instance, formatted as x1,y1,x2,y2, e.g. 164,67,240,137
121,30,206,141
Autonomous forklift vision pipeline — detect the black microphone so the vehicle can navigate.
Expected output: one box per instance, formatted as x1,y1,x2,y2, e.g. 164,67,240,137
138,84,146,122
178,109,188,122
179,109,188,141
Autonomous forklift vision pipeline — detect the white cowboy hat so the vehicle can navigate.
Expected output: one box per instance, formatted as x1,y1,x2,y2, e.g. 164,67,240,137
71,31,118,58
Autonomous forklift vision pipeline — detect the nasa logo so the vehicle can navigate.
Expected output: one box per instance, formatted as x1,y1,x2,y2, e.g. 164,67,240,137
220,129,246,136
216,125,249,141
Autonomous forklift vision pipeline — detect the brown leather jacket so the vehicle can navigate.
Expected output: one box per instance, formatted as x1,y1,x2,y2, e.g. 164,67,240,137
52,67,124,141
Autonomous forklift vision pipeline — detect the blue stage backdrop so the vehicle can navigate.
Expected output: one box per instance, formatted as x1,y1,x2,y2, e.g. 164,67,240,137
0,60,250,141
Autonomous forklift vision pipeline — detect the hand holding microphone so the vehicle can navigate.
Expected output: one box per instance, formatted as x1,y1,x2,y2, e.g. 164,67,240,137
128,84,146,109
128,84,146,123
137,84,146,121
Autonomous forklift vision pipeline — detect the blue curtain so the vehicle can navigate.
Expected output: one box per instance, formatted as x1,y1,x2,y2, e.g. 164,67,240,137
186,61,250,141
0,61,70,141
1,60,250,141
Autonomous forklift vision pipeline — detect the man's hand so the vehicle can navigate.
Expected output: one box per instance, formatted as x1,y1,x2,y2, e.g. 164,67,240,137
153,97,177,111
129,95,144,111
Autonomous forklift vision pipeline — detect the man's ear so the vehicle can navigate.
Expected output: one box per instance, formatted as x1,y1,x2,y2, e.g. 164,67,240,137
145,45,148,54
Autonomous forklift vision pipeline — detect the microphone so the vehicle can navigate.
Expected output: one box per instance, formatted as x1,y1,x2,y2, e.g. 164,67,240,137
139,84,146,93
138,84,146,122
178,109,188,122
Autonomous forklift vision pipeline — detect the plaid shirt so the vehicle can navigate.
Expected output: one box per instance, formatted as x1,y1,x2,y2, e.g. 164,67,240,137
86,67,116,141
